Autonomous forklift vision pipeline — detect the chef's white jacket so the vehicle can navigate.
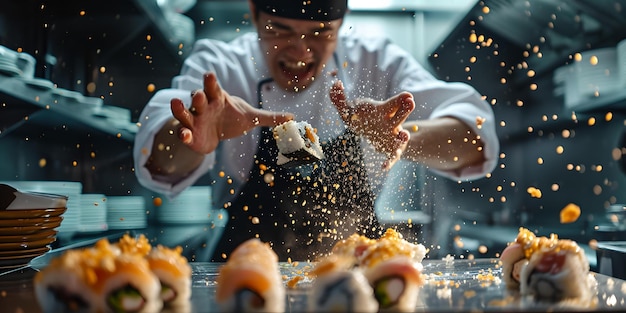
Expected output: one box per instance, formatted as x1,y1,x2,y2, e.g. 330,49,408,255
133,31,500,208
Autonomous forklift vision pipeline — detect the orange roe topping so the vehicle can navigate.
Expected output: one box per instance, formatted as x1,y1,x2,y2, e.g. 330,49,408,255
116,233,152,256
515,227,581,259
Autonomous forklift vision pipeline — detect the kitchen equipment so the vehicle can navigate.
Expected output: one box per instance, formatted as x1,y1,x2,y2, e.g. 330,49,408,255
0,184,67,269
105,195,147,230
0,184,67,210
0,181,82,241
606,204,626,230
0,45,22,77
554,47,623,110
77,193,108,234
596,241,626,280
618,38,626,89
154,185,215,224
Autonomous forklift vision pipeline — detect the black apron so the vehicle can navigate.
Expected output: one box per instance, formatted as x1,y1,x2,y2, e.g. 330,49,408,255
210,127,381,262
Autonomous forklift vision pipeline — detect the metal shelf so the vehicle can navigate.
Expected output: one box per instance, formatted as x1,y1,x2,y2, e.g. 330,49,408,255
0,75,137,142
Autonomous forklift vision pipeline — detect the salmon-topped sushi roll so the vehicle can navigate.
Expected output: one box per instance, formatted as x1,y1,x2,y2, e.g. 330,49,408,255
91,252,163,313
34,249,98,313
115,234,192,308
355,229,426,312
500,227,598,303
215,238,285,312
146,244,192,307
361,256,424,312
520,238,597,301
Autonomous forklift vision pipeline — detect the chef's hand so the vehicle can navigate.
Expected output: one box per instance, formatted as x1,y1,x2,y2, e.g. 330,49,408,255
171,72,294,154
330,80,415,170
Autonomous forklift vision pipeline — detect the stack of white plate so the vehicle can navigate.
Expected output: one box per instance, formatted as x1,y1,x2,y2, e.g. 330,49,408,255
574,48,621,98
0,46,22,77
106,196,147,230
0,45,36,78
0,181,81,240
163,10,195,48
554,47,622,109
77,194,108,234
155,186,215,224
618,39,626,89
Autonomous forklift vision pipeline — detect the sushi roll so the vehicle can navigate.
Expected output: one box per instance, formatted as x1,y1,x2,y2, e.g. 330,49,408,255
115,234,192,307
272,120,324,167
519,238,596,301
351,229,426,312
308,254,378,313
361,256,424,312
358,229,426,312
500,227,551,290
92,253,163,313
500,227,598,302
34,238,163,313
215,238,286,312
34,249,97,313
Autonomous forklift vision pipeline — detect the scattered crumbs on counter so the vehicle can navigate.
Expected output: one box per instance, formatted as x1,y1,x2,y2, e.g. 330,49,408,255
476,268,502,287
463,289,477,299
488,296,516,307
286,276,304,289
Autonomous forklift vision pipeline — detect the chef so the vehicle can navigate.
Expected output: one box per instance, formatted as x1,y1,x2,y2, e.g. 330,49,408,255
133,0,500,261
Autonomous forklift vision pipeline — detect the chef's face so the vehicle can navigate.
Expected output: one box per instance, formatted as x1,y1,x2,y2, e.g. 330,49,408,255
253,11,342,92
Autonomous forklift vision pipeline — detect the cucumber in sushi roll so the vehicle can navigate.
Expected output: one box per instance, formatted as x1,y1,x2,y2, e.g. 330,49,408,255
362,257,424,312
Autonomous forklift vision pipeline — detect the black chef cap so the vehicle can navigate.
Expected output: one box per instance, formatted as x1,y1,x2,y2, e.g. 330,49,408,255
252,0,348,21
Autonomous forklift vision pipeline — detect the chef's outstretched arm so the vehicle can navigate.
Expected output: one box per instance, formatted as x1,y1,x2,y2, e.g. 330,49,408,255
145,72,293,183
330,80,485,171
401,117,486,172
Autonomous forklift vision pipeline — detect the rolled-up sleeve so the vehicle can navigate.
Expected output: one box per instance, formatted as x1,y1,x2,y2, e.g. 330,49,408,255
133,89,215,198
391,44,499,181
425,82,499,181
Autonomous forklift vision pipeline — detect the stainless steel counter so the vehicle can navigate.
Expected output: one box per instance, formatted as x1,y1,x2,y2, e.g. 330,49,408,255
190,259,626,312
1,258,625,312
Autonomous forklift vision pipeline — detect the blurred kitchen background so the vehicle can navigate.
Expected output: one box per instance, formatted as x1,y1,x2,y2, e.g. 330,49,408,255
1,0,625,270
